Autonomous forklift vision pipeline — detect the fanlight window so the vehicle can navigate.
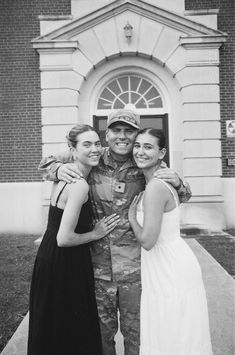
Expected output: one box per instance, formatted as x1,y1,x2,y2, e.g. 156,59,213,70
97,75,163,110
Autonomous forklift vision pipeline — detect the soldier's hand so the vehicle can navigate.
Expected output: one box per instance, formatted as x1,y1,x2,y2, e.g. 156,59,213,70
57,163,83,183
93,214,120,240
154,167,180,188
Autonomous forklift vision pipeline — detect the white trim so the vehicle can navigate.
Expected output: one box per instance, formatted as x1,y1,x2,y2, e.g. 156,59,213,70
93,108,167,116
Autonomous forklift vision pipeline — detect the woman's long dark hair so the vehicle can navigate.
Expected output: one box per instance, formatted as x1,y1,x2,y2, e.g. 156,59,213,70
136,128,167,149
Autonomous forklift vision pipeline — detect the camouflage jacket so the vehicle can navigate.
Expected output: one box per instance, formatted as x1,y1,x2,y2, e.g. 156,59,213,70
39,148,191,283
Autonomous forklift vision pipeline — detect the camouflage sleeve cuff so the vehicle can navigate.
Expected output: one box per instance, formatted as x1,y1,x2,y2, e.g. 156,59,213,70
38,157,63,182
176,179,192,203
38,151,73,181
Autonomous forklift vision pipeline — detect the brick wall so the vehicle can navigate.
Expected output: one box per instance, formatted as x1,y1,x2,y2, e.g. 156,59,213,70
0,0,71,182
185,0,235,177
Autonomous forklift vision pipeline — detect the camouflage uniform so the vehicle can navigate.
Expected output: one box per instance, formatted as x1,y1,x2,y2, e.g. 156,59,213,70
39,148,191,355
88,149,145,354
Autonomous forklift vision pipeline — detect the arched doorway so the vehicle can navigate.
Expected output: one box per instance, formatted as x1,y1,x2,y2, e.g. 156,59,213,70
93,74,169,165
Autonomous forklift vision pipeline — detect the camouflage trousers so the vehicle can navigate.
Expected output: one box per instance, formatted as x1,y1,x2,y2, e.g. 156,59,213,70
95,279,141,355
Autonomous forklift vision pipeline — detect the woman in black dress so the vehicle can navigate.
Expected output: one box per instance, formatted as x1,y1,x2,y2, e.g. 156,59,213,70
28,124,120,355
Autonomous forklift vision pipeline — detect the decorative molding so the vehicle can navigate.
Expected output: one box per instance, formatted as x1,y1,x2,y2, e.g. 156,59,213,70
150,25,165,57
185,63,219,67
32,0,227,45
180,35,227,49
38,15,73,21
184,9,219,16
39,66,74,72
163,43,180,65
32,40,78,51
92,27,108,59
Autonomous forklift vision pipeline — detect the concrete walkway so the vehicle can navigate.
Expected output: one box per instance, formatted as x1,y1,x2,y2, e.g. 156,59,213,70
1,239,235,355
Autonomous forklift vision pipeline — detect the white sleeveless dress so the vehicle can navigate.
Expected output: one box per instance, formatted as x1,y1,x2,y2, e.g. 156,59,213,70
137,180,213,355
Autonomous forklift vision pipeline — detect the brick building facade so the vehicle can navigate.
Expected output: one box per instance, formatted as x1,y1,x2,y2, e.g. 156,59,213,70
186,0,235,178
0,0,234,233
0,0,71,183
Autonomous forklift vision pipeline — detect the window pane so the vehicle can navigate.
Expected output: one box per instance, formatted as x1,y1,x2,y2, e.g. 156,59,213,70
98,98,112,109
136,98,147,109
130,76,141,92
108,80,121,95
145,87,160,101
100,88,115,102
118,77,128,92
131,92,141,105
113,98,125,109
138,79,151,95
118,92,129,105
148,97,163,108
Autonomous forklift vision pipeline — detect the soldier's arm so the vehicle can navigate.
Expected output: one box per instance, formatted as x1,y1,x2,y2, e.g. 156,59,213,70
154,167,192,203
38,151,74,182
174,179,191,203
39,148,107,183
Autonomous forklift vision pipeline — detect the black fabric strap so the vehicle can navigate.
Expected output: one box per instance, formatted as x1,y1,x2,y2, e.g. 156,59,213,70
55,183,67,207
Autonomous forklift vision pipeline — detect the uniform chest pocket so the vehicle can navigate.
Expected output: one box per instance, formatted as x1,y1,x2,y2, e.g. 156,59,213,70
119,170,144,182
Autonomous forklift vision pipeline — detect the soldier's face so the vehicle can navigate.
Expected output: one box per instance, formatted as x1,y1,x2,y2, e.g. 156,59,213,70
106,123,138,160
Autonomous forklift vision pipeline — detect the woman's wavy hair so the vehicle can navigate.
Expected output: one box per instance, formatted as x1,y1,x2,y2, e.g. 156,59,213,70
66,124,96,148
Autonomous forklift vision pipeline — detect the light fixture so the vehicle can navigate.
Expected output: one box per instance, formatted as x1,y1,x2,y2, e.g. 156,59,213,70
124,22,133,40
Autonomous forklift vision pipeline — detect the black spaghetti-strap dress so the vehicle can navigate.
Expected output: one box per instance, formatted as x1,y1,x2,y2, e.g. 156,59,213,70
28,184,103,355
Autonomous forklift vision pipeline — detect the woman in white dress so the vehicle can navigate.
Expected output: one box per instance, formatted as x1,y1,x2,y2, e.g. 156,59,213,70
128,128,213,355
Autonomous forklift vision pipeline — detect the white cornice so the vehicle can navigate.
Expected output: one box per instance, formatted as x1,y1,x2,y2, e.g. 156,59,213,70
32,0,227,45
38,15,73,21
184,9,219,16
32,40,78,51
180,35,227,49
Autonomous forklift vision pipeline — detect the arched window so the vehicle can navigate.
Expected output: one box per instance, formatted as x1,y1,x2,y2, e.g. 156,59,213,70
97,75,163,110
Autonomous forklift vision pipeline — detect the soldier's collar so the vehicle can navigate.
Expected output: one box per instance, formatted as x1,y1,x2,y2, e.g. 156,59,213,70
103,148,136,170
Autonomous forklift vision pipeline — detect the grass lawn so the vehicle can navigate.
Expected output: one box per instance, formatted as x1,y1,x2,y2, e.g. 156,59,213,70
196,234,235,278
183,229,235,279
0,230,234,352
0,234,39,352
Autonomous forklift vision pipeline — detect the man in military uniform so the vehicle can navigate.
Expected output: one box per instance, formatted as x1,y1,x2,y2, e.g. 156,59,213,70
39,109,191,355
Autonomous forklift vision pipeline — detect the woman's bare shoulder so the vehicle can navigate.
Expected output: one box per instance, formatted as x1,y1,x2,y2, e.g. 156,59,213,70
146,178,169,193
67,178,89,195
145,178,172,202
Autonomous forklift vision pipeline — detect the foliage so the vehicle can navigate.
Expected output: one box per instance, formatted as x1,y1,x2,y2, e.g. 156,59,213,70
0,235,38,352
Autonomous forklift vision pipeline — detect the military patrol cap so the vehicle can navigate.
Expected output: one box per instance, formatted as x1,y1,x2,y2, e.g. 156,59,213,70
107,109,140,129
